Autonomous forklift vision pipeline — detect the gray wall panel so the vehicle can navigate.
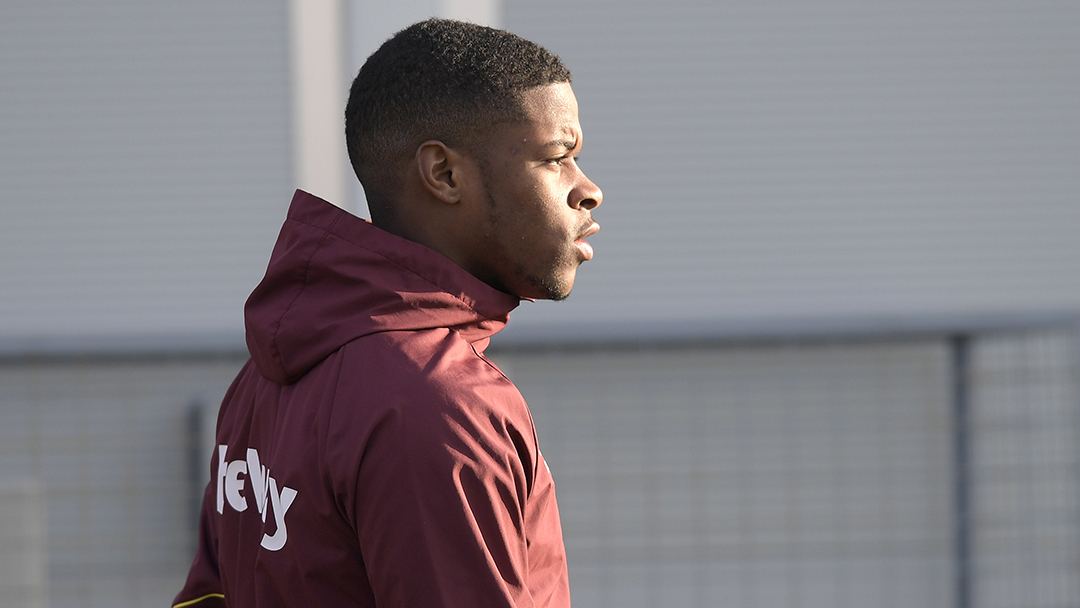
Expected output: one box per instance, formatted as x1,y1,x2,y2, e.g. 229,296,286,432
0,3,293,344
501,1,1080,340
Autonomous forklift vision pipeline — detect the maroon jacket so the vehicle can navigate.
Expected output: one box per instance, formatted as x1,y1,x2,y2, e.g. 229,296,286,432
174,190,570,608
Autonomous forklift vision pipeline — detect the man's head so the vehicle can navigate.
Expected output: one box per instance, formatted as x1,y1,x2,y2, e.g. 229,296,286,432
345,19,602,301
345,19,571,212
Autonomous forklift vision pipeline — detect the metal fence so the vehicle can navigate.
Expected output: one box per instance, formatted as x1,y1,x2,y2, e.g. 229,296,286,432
491,323,1080,608
0,321,1076,608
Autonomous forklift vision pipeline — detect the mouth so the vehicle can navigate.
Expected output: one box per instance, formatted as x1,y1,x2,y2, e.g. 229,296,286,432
575,222,600,261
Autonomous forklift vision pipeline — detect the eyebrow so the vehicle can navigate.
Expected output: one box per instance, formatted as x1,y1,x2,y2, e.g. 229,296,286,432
545,139,579,152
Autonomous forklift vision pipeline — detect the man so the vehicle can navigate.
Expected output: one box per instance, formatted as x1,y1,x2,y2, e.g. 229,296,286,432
173,18,601,608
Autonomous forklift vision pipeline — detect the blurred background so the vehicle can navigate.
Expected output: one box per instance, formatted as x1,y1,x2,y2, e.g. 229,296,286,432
1,1,1078,607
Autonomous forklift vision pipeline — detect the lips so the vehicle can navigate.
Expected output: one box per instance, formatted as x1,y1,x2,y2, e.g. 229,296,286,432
575,222,600,261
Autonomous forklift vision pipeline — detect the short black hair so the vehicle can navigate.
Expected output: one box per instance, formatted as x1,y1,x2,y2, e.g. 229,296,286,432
344,18,571,213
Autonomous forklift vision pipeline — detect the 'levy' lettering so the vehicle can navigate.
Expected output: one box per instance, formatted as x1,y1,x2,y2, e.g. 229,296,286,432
215,444,298,551
261,476,299,551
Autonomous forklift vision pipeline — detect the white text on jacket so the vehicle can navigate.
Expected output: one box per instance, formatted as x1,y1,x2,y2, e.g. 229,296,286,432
216,445,298,551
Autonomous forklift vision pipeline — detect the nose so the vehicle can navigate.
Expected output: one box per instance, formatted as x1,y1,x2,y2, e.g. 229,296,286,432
571,171,603,211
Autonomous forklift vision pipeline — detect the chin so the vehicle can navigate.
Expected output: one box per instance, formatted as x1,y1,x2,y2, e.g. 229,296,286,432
517,259,580,301
547,289,573,302
536,272,577,301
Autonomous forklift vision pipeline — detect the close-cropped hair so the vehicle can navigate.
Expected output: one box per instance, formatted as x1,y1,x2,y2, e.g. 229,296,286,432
344,18,571,211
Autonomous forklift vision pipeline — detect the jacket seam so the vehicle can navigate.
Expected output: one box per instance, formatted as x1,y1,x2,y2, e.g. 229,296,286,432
472,344,542,488
269,214,344,380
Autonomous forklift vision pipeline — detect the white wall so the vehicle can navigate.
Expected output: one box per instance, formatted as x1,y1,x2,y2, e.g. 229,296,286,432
500,0,1080,342
3,1,1078,347
0,3,294,351
0,1,504,354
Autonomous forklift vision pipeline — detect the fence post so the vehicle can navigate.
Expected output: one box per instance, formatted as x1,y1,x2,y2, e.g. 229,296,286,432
952,334,972,608
186,399,207,552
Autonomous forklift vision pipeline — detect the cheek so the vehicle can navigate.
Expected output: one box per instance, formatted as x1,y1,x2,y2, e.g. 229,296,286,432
490,175,568,246
526,204,569,253
504,189,556,233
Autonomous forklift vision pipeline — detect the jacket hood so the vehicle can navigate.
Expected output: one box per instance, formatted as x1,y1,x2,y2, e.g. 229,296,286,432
245,190,521,385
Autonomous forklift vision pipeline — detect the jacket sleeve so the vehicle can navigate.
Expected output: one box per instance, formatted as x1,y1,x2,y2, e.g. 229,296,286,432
172,483,228,608
368,401,536,607
330,370,543,607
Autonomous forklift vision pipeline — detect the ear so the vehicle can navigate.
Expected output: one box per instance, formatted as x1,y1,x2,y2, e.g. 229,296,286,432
415,140,467,204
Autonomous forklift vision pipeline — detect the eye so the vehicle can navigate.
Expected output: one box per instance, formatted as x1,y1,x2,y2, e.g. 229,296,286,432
547,155,578,166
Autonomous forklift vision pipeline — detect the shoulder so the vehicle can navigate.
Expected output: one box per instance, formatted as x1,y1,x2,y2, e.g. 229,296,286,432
322,328,536,464
339,328,526,421
326,329,541,515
